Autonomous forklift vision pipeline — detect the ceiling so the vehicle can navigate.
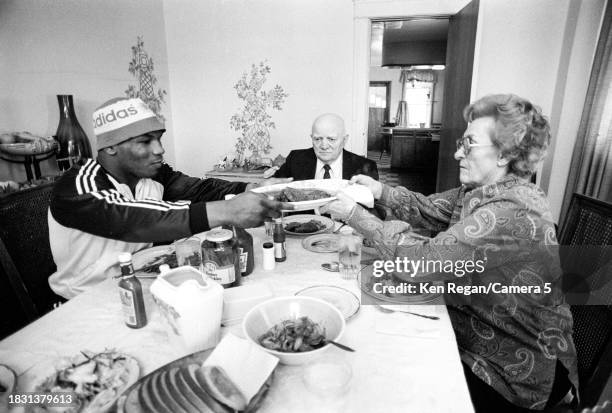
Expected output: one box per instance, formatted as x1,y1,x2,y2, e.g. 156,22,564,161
371,19,449,67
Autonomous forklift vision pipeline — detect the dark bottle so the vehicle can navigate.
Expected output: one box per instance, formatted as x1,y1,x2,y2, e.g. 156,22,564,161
55,95,92,171
273,218,286,262
223,195,254,276
117,252,147,329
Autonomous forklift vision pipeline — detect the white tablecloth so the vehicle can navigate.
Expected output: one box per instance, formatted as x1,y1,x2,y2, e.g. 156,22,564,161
0,227,474,413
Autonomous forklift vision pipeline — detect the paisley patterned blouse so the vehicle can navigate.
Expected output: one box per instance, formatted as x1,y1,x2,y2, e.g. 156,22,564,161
346,175,578,410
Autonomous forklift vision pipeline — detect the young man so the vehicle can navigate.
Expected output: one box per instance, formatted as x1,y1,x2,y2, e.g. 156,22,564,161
273,113,378,181
49,97,290,299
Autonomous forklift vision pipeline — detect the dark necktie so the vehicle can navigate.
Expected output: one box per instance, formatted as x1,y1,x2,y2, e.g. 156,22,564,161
323,164,331,179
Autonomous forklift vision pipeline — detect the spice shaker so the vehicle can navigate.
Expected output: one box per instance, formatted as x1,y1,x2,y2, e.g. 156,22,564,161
273,218,286,262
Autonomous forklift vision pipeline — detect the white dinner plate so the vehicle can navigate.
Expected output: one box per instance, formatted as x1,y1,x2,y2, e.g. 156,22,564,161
302,234,340,253
283,214,334,236
132,245,176,278
295,285,360,320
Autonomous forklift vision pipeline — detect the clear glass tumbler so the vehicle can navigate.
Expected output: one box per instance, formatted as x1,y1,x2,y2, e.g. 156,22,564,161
338,234,362,280
174,236,203,272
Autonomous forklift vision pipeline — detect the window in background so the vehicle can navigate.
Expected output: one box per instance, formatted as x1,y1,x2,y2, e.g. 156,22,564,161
369,86,387,108
403,81,433,127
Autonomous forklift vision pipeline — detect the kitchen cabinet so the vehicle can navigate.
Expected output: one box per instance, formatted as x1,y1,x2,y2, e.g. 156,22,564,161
390,128,439,170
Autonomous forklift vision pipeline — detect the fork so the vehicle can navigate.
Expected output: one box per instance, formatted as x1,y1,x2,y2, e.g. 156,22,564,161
375,304,440,320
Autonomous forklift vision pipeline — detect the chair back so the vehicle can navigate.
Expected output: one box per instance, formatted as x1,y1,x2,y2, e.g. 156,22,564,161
0,182,62,329
558,193,612,408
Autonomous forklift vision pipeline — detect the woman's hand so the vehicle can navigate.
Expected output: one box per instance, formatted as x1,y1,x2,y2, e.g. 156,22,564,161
350,174,383,199
320,192,357,222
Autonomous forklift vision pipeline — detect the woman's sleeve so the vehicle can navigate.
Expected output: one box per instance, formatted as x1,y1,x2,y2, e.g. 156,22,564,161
348,195,547,283
376,184,461,232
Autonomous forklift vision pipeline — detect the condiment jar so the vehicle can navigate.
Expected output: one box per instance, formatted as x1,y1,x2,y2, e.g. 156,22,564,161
117,252,147,329
201,229,241,288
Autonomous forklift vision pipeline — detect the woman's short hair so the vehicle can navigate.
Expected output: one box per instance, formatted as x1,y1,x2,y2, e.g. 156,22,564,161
463,94,551,178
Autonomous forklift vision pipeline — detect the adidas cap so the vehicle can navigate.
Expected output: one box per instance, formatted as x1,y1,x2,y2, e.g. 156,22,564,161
92,97,165,150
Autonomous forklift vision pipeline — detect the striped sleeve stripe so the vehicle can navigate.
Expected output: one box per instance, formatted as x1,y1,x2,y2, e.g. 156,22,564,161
76,160,101,195
91,189,190,211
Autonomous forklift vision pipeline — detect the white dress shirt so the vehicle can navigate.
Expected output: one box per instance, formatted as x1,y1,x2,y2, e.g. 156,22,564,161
315,156,343,179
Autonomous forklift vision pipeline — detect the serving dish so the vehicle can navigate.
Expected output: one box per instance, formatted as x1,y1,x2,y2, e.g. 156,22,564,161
295,286,360,321
243,296,346,365
116,349,271,413
252,179,339,211
283,214,334,236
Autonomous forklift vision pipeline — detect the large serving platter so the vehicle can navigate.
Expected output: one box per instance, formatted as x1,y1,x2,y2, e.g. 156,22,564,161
116,349,272,413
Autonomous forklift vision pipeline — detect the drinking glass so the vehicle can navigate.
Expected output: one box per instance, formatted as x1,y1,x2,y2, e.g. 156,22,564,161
338,234,362,280
174,236,203,271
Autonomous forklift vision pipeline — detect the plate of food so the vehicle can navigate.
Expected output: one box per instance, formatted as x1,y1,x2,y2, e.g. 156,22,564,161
283,214,334,236
132,245,177,278
302,234,339,253
295,286,360,320
252,179,373,211
359,265,442,304
27,350,139,413
115,348,272,413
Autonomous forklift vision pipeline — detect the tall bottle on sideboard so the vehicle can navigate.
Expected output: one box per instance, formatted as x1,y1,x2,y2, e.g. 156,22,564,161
55,94,92,172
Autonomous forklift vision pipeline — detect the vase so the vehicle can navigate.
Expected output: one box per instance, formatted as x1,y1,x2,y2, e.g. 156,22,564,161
55,95,92,172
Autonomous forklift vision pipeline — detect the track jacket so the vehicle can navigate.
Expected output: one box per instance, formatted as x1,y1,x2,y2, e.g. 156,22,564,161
48,159,247,299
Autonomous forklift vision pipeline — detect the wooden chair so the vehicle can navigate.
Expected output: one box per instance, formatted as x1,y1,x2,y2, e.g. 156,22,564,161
558,193,612,408
0,182,64,338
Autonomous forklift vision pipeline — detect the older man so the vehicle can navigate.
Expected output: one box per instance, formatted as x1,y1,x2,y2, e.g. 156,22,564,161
273,113,378,181
49,97,290,299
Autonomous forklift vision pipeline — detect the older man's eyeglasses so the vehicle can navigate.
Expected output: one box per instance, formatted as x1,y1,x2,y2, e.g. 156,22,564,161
455,136,495,155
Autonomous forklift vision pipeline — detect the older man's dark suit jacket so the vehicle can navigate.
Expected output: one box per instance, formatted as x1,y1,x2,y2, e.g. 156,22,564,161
273,148,378,181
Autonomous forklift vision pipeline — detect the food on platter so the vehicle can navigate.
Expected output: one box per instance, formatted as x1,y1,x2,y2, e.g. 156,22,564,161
284,219,326,234
258,316,327,353
197,365,247,411
270,187,332,202
31,350,139,413
137,251,177,273
0,132,57,155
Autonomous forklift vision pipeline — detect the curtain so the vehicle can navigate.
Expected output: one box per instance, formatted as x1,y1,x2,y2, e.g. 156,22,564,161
561,1,612,221
396,70,437,127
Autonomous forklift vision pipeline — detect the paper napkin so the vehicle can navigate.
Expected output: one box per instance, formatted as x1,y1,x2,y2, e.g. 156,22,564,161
203,333,279,402
340,184,374,208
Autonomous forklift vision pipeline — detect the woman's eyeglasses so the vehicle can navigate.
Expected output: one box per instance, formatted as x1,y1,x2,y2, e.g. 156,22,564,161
455,137,495,155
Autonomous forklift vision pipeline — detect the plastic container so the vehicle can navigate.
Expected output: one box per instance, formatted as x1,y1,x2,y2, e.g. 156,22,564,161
150,266,224,353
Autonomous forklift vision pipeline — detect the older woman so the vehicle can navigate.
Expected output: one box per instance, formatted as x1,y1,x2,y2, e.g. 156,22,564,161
323,94,578,412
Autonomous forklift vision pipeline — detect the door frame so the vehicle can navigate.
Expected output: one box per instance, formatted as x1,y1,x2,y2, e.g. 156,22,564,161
369,81,391,122
350,0,472,156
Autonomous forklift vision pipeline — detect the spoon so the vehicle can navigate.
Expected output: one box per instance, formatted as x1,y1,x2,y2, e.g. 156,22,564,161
375,304,440,320
326,340,355,352
321,262,339,272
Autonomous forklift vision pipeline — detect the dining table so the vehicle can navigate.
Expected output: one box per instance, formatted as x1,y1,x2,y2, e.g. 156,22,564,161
0,225,474,413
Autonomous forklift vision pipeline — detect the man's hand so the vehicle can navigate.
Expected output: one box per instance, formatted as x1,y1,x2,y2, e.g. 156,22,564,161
350,174,383,199
207,192,294,228
320,192,356,222
245,177,293,191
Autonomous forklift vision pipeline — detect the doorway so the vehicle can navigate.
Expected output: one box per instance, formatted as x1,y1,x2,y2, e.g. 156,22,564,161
352,0,479,194
367,81,391,153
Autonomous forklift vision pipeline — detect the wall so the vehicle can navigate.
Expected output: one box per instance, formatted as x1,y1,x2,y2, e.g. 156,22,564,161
0,0,173,183
162,0,354,177
470,0,605,221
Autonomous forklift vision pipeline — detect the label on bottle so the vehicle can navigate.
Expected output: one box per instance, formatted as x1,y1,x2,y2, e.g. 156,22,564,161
119,287,137,326
238,247,248,273
203,261,235,285
274,242,286,260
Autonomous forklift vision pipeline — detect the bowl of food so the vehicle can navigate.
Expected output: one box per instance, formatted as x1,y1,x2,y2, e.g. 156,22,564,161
242,296,345,365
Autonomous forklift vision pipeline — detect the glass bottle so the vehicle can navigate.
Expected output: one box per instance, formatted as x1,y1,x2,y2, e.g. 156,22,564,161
55,95,92,171
273,218,286,262
117,252,147,329
201,229,241,288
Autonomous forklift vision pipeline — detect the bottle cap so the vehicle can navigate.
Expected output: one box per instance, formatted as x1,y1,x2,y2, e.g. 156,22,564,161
118,252,132,263
274,217,282,224
159,264,170,274
206,229,233,243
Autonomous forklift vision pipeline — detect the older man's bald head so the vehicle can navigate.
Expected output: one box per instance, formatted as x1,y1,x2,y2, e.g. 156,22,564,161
310,113,348,163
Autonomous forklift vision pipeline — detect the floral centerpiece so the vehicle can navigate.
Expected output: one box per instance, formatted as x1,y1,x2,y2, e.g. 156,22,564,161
227,61,288,170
